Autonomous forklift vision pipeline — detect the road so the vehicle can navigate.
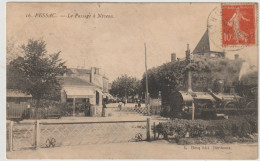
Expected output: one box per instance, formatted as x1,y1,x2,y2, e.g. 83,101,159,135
7,141,257,159
18,103,168,124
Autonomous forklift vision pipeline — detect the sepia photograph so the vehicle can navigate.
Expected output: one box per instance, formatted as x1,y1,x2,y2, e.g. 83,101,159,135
6,2,258,159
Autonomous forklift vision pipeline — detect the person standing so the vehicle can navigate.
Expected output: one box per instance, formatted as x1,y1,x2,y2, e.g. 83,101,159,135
118,101,122,111
123,100,126,107
138,100,141,108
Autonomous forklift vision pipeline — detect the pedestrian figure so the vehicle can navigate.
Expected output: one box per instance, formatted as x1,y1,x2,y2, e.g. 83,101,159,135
123,99,126,107
118,102,122,111
138,100,141,108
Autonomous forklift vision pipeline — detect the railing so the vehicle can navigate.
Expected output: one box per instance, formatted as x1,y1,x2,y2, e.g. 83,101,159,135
7,119,151,151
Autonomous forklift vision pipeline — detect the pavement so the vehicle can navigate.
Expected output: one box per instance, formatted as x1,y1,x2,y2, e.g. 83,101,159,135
6,141,258,159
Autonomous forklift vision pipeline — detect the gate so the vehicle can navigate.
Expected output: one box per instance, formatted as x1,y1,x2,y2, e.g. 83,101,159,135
6,121,35,151
7,119,151,151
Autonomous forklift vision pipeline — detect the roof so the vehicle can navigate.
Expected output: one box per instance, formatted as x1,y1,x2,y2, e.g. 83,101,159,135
179,91,194,102
192,30,210,55
66,68,91,75
7,89,32,98
192,30,225,57
64,86,95,98
61,77,94,86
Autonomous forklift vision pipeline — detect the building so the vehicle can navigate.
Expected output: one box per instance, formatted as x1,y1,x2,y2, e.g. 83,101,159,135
192,30,225,58
60,67,111,116
7,89,32,104
6,89,32,120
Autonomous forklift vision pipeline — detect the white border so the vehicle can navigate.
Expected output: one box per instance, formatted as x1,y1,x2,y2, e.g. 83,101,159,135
1,1,259,161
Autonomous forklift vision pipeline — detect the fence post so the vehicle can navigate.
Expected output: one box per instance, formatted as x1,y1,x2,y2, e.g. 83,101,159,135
34,120,40,149
73,98,76,116
9,121,13,151
146,118,151,141
192,102,195,120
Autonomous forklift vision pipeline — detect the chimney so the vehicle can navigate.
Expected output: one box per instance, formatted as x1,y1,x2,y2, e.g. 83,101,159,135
90,67,95,83
186,44,190,61
186,44,192,93
234,54,239,60
171,53,176,63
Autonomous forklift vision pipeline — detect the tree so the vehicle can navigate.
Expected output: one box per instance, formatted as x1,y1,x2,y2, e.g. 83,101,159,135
7,39,67,104
141,60,187,98
6,38,21,64
109,75,141,99
186,55,243,92
141,55,244,98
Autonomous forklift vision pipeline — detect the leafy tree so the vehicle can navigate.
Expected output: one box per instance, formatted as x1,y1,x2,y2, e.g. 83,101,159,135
6,38,21,64
141,60,187,98
7,39,67,104
187,56,243,92
141,55,244,98
109,75,141,99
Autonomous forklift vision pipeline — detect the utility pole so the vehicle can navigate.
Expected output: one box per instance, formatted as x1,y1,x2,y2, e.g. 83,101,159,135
186,43,195,120
144,43,150,115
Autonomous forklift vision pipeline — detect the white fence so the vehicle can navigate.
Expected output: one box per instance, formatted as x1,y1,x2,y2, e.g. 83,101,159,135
6,119,151,151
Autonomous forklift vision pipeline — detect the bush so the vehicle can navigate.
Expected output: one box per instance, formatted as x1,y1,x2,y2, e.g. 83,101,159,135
156,116,257,141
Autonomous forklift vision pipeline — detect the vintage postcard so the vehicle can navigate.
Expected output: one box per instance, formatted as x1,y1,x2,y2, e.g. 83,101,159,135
6,2,258,159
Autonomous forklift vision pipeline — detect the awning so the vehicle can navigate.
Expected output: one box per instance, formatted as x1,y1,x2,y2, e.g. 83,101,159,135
64,87,95,98
95,88,103,95
103,93,113,99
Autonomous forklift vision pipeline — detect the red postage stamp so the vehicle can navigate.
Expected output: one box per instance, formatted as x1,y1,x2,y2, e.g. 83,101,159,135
222,4,256,46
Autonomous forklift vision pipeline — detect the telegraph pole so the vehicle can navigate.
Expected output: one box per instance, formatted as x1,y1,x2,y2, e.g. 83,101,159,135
144,43,150,115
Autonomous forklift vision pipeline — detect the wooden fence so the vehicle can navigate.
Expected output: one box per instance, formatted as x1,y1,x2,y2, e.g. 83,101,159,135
6,102,29,120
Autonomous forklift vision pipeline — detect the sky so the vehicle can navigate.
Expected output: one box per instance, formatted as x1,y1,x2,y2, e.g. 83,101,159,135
6,3,258,81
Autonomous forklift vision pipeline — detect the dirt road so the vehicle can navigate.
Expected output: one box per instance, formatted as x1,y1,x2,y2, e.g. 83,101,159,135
7,141,257,159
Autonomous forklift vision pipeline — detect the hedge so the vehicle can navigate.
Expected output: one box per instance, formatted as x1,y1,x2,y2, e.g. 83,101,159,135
156,115,257,140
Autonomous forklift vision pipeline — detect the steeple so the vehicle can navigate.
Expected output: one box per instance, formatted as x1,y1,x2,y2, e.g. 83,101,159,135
192,30,210,55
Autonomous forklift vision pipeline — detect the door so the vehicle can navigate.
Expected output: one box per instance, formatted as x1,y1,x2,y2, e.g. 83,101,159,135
96,91,99,105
